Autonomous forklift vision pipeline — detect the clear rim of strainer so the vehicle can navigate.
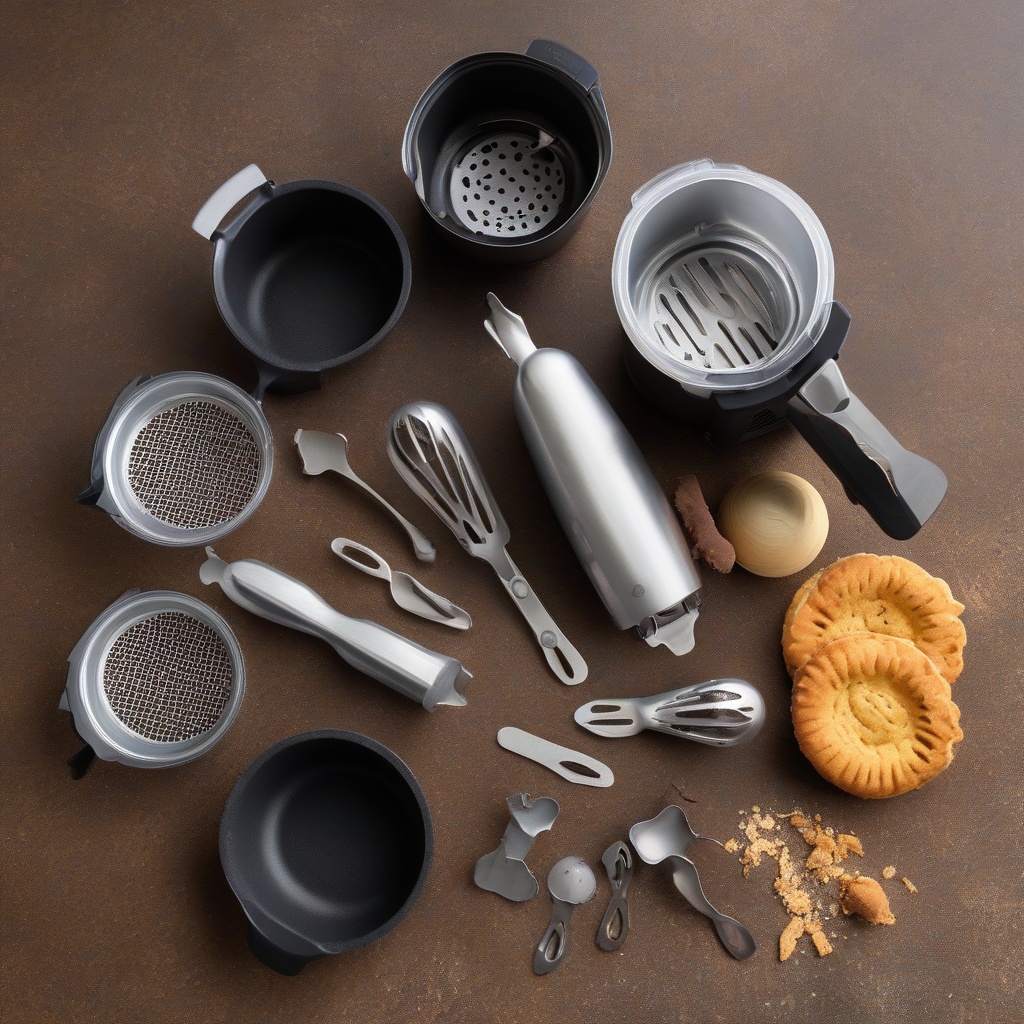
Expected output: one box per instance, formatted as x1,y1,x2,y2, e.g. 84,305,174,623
62,590,246,768
91,372,273,546
612,160,835,393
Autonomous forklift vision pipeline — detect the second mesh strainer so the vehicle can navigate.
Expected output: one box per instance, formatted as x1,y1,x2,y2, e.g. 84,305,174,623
79,371,273,546
60,589,245,776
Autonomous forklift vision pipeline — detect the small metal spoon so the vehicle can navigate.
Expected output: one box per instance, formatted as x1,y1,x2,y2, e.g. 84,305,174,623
533,856,596,975
629,805,755,961
295,430,435,562
331,538,471,630
668,855,756,960
595,841,633,951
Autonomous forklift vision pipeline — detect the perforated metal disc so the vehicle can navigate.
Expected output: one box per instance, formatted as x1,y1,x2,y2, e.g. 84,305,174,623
102,610,234,742
643,244,795,372
448,132,565,237
127,399,262,530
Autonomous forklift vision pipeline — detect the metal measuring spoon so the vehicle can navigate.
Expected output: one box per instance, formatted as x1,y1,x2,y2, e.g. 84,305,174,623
629,805,756,961
331,538,471,630
595,841,633,951
533,857,596,975
295,430,436,563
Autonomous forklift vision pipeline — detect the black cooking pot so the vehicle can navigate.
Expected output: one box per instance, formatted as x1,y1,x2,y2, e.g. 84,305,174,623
403,40,612,264
220,730,432,975
193,166,411,399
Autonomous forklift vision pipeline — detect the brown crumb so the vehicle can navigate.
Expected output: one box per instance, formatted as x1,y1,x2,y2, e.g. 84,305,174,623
674,474,736,572
839,875,896,925
730,806,904,963
779,917,805,961
882,866,897,879
902,877,918,894
724,838,740,853
805,919,834,957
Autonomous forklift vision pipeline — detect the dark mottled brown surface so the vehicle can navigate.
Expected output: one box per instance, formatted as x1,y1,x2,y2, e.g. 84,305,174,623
2,2,1022,1021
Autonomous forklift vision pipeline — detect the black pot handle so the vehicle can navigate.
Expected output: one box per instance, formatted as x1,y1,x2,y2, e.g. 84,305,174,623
250,361,323,403
245,922,316,976
526,40,600,92
786,360,947,539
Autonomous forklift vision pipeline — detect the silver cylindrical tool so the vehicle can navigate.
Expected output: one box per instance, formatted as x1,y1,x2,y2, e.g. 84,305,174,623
484,293,702,654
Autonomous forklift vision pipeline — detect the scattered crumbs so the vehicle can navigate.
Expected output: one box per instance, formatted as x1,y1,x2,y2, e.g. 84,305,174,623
728,806,906,963
902,877,918,894
882,865,897,880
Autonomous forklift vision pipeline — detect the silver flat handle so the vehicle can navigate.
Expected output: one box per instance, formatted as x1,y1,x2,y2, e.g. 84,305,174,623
787,359,947,539
492,549,588,685
497,728,613,787
192,164,267,240
199,550,468,710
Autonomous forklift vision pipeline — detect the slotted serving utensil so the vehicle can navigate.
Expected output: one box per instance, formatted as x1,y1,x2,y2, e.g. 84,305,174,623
330,538,471,629
533,857,597,975
388,401,587,685
595,840,633,951
574,678,765,746
60,589,245,777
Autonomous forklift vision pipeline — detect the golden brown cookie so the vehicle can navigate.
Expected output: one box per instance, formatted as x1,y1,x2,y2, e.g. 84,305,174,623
791,634,963,799
783,554,966,683
782,568,823,647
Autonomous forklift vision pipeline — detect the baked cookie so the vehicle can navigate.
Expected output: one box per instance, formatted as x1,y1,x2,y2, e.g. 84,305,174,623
782,568,823,644
783,554,966,683
792,634,963,799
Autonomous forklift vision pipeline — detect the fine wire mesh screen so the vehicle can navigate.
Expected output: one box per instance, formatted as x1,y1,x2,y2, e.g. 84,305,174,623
126,400,262,530
102,611,235,742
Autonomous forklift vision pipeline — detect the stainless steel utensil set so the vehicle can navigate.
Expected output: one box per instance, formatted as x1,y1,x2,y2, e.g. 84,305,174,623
63,34,946,976
473,795,750,971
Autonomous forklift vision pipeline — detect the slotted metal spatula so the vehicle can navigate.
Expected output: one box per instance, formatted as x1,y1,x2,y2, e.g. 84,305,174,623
388,401,587,685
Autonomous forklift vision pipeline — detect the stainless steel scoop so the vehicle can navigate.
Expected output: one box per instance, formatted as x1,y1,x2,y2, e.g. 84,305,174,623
533,856,597,975
388,401,587,685
574,679,765,746
331,538,471,630
630,805,756,960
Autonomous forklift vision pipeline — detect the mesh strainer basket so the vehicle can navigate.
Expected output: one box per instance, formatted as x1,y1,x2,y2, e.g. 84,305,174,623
60,589,245,775
79,372,273,546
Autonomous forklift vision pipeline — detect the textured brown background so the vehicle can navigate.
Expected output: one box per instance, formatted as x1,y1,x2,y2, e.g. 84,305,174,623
2,1,1022,1021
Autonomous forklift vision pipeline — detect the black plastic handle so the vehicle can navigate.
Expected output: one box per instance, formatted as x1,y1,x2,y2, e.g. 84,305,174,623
786,359,948,539
245,920,316,976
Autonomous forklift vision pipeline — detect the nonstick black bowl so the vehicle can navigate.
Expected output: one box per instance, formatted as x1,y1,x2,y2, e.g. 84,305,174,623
220,730,433,975
193,166,412,399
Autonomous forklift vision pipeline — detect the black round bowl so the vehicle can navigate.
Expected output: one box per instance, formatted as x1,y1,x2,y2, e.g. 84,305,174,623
220,730,432,975
201,172,411,398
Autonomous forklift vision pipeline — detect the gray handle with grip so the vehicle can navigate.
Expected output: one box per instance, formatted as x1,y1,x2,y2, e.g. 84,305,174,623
786,359,947,540
192,164,269,240
533,898,573,975
199,549,469,709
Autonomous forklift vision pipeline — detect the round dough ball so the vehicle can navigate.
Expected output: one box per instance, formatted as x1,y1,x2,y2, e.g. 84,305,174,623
718,471,828,577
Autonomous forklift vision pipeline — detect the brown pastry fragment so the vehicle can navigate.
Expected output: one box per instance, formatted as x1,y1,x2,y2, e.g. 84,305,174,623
882,865,897,879
779,916,804,961
674,473,736,572
804,919,834,956
839,875,896,924
902,877,918,894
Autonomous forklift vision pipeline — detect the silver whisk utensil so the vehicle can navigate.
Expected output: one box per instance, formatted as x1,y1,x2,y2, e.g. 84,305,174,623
388,401,587,685
574,678,764,746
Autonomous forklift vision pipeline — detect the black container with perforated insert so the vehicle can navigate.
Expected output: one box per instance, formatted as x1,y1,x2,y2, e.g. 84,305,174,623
403,39,612,264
